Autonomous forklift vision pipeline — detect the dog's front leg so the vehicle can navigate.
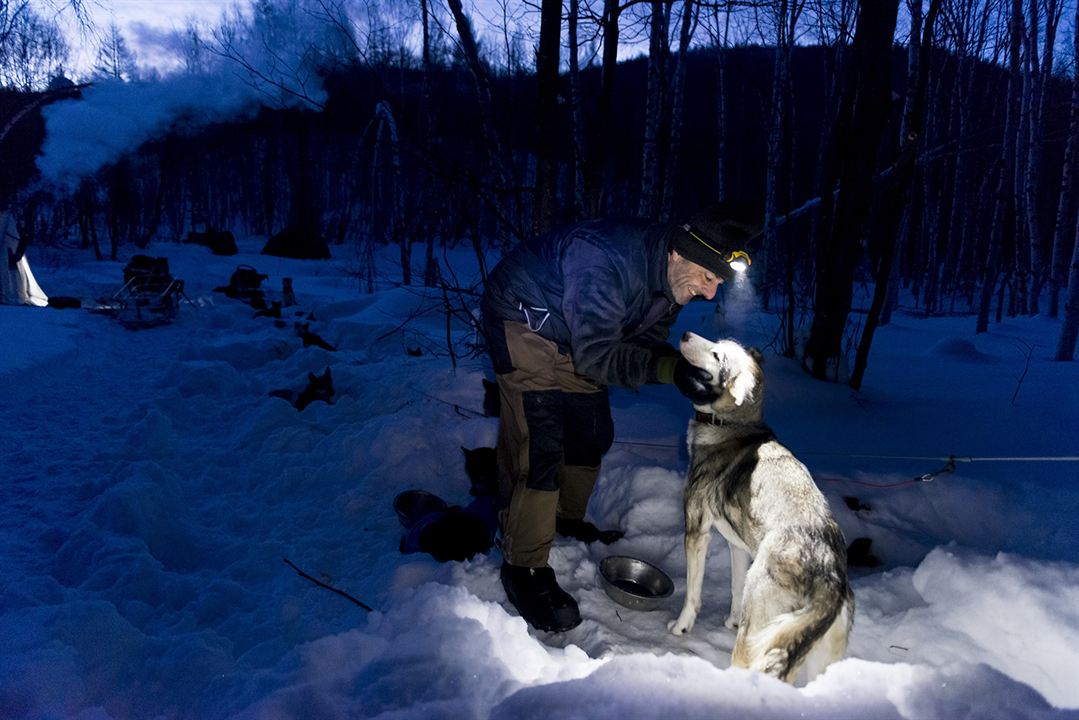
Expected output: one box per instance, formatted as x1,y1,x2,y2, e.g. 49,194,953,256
669,529,711,635
725,545,751,630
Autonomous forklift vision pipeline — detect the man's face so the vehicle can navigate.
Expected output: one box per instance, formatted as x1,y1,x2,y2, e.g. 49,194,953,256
667,249,722,304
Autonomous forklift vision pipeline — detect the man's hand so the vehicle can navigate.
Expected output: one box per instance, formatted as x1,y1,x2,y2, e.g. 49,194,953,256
649,353,718,404
672,357,719,405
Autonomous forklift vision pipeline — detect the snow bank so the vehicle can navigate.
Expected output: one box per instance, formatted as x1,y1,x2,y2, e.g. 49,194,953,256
2,240,1077,719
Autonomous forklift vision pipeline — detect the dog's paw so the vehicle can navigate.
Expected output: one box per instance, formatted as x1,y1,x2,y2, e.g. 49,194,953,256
755,648,789,678
668,617,694,635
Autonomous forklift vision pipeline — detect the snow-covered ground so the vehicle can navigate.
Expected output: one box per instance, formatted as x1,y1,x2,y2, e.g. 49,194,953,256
1,238,1077,719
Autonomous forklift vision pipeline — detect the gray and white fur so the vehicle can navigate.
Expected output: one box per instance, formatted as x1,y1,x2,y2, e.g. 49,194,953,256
669,333,854,684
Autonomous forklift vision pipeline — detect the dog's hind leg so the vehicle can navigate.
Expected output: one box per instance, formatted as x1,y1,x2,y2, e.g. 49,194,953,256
725,546,751,629
800,596,853,682
669,527,711,635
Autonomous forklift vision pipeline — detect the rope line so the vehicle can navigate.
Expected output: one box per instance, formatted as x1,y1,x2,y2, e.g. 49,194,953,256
820,477,925,489
800,452,1079,463
418,394,1079,470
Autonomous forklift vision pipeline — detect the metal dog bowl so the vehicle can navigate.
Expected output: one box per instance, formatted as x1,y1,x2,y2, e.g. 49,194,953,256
599,555,674,611
393,490,448,529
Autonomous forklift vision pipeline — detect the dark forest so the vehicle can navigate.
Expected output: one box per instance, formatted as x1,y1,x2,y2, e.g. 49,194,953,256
3,0,1079,380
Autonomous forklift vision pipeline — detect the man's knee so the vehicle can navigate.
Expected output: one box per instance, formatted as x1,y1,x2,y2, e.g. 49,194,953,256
562,391,614,466
522,389,563,491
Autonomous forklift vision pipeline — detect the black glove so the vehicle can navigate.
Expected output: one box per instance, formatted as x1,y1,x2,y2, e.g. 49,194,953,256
649,341,680,359
672,357,719,405
646,346,679,384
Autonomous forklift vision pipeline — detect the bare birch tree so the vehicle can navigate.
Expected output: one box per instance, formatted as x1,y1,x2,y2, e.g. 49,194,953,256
850,0,942,389
763,0,804,354
659,0,699,221
638,0,670,219
588,0,650,215
1056,203,1079,360
590,0,623,214
1047,0,1079,319
568,0,588,219
363,101,406,284
803,0,899,381
704,3,732,202
93,22,137,81
1022,0,1061,314
0,4,67,90
928,0,995,315
444,0,518,237
533,0,562,234
1009,0,1031,315
976,0,1023,333
881,0,924,327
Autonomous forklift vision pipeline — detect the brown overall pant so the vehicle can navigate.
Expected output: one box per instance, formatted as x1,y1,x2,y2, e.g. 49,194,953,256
494,321,614,567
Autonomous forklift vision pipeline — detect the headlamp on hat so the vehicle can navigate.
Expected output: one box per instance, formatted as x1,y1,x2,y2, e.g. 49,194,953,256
726,250,751,273
677,223,752,279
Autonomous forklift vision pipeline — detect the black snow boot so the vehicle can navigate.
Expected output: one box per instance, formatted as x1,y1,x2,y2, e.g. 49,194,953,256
556,517,625,545
500,562,582,632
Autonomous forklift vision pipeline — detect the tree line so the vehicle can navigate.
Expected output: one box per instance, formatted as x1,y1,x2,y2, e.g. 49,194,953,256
2,0,1079,379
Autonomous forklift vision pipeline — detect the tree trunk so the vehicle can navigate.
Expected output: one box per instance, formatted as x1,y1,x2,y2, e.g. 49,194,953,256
288,115,321,259
1025,0,1060,313
420,0,432,136
445,0,515,231
1012,0,1031,315
945,55,977,308
850,0,942,390
1056,207,1079,359
763,0,801,331
371,103,407,285
638,0,669,219
1048,0,1079,318
977,0,1024,334
714,8,730,202
882,0,924,327
590,0,622,215
77,179,101,261
533,0,562,234
804,0,899,382
568,0,587,219
763,42,789,313
420,0,441,288
660,0,698,222
923,60,961,318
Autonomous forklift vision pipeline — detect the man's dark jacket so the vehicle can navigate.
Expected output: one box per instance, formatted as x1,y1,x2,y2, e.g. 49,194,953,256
482,219,681,389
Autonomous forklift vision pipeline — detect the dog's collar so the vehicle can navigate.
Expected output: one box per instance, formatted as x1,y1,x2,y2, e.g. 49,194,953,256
694,410,723,425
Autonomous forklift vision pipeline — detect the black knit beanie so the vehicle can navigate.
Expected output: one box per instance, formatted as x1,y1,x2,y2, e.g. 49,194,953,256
669,204,759,278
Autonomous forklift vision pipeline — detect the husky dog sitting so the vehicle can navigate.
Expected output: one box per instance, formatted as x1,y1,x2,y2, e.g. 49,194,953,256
669,333,853,684
269,367,335,411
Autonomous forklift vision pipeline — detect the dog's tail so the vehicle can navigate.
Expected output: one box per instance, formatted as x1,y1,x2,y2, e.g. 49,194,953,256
735,582,854,683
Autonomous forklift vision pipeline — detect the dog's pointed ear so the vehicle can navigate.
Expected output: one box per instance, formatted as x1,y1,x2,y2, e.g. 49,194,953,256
725,354,759,405
749,347,764,365
729,366,758,406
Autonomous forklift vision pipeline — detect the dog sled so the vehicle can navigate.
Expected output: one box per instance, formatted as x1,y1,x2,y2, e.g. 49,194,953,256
96,255,190,330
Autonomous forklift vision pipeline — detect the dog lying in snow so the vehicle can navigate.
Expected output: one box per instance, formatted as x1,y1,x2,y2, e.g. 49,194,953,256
668,333,853,684
295,322,337,352
269,367,335,411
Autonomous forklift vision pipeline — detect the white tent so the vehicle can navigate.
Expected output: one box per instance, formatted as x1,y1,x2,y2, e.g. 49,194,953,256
0,210,48,307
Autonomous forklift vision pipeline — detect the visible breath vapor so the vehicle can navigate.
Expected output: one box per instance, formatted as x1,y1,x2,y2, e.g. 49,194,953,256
718,272,760,334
